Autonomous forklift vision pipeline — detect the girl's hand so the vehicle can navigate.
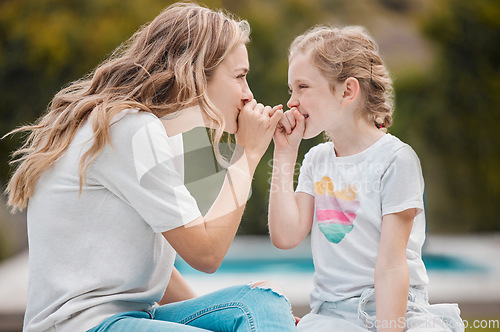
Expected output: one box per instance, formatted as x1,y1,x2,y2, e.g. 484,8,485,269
235,99,283,168
274,108,305,153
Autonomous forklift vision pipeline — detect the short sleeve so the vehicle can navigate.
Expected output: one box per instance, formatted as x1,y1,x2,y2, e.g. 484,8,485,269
295,148,316,196
91,112,202,233
380,146,425,217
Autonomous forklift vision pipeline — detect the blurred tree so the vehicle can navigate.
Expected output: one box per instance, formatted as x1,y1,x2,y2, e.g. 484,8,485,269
0,0,171,184
0,0,189,259
395,0,500,232
0,0,330,238
1,0,497,244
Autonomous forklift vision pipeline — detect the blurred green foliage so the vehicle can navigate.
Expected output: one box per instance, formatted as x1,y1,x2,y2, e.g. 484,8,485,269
395,0,500,232
0,0,498,254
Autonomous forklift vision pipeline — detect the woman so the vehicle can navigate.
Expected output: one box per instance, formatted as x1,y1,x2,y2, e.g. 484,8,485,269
5,3,295,331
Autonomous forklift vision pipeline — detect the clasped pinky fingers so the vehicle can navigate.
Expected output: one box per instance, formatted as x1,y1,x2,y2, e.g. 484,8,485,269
267,104,283,117
278,110,297,135
261,105,273,117
269,107,283,127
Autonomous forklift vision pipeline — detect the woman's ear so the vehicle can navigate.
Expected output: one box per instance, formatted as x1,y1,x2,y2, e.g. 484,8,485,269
340,77,360,107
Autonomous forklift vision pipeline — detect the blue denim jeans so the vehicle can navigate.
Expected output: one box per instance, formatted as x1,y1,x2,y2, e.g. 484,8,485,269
298,287,464,332
88,283,297,332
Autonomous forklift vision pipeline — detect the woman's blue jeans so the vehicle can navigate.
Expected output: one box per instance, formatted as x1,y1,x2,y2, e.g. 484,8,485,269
88,283,297,331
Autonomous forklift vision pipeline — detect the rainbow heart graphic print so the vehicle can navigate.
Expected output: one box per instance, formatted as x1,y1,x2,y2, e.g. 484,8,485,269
314,176,360,244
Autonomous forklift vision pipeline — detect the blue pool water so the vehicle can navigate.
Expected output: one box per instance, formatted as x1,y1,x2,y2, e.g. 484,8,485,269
175,253,487,275
422,253,487,272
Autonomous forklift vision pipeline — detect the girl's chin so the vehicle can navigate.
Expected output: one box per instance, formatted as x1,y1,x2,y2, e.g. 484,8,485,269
302,128,322,140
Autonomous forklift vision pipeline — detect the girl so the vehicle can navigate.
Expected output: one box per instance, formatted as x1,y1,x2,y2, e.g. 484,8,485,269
268,26,463,331
5,3,296,332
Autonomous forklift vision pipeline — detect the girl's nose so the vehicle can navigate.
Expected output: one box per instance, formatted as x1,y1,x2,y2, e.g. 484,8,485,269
287,95,298,109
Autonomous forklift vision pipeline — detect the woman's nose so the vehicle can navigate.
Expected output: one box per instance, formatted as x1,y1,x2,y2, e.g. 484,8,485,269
242,81,253,103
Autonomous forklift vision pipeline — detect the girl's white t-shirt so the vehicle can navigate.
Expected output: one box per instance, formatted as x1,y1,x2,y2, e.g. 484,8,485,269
296,134,429,308
24,110,201,332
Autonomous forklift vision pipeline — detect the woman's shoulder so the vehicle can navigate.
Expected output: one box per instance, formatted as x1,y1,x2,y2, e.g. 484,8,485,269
110,109,161,129
107,109,168,142
97,109,173,157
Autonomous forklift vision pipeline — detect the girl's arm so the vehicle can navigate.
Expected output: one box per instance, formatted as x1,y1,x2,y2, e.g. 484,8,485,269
375,208,415,332
163,101,283,274
268,155,314,249
159,267,196,305
268,108,313,249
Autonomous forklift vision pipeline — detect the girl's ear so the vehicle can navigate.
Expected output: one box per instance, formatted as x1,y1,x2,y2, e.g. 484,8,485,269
340,77,360,107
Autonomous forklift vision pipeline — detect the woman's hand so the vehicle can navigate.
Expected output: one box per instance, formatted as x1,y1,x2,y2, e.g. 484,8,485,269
159,268,197,305
273,107,305,154
235,99,283,169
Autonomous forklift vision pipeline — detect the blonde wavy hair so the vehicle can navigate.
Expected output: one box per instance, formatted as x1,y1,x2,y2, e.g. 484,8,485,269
5,2,250,211
289,25,394,130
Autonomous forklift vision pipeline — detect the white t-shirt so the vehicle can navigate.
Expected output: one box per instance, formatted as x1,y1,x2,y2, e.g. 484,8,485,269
296,134,429,308
23,110,201,332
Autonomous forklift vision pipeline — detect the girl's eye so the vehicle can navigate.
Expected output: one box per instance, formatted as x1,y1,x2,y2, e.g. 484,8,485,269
237,74,246,79
299,85,308,89
288,88,292,95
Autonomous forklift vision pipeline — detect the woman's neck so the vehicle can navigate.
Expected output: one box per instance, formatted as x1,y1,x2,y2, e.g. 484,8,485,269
160,105,208,137
327,117,385,157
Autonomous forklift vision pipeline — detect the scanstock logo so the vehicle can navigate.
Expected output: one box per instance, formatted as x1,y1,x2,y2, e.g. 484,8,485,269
132,124,251,215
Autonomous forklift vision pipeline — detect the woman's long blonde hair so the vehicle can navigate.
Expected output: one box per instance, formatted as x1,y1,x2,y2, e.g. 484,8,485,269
289,25,394,130
5,2,250,211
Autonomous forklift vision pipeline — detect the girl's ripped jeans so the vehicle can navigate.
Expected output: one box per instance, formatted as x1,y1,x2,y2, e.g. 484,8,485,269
298,286,464,332
88,283,296,332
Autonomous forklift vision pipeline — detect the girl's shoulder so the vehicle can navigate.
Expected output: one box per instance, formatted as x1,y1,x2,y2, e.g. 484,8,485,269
379,135,422,174
371,134,418,160
304,142,334,159
299,142,334,167
382,134,420,159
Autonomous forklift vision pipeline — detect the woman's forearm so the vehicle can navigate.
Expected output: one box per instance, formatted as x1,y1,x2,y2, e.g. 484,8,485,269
200,146,255,256
205,145,255,221
162,146,255,273
163,103,282,273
